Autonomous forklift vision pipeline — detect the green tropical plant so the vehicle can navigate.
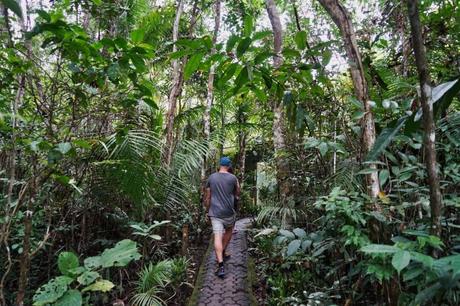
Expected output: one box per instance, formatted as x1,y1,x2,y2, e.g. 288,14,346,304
33,239,141,306
361,232,460,305
366,78,460,161
131,257,189,306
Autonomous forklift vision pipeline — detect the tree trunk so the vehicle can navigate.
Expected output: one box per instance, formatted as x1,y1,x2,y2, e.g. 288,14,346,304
16,190,35,305
202,0,221,181
1,4,13,47
16,150,38,306
317,0,380,198
164,0,200,167
397,0,409,77
181,224,189,256
406,0,443,238
219,101,225,157
237,110,247,189
163,0,185,167
265,0,292,208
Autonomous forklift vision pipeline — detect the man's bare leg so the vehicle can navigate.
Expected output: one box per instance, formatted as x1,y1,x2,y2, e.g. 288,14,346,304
222,225,234,254
214,233,224,263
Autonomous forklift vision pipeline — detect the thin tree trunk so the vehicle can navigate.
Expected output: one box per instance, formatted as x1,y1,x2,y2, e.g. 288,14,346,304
1,4,13,47
317,0,380,198
265,0,292,209
219,101,225,157
237,110,247,188
163,0,185,167
406,0,443,238
164,0,200,167
202,0,221,181
16,159,37,305
0,70,25,306
238,133,246,188
397,0,409,77
16,9,38,302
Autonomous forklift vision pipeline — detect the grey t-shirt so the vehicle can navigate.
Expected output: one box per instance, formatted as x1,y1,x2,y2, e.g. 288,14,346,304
206,172,238,218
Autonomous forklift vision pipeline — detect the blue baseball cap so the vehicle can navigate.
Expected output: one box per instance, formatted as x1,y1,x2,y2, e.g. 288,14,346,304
219,156,232,167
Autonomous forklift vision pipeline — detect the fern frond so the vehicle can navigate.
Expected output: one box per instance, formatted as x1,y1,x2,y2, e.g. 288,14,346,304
131,290,165,306
137,260,173,292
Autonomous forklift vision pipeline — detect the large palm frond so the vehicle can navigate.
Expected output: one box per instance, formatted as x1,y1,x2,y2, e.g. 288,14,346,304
94,129,217,215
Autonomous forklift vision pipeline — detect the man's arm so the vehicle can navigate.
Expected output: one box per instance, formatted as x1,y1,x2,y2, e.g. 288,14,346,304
204,187,211,213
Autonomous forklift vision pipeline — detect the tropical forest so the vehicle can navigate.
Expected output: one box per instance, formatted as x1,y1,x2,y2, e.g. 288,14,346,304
1,0,460,305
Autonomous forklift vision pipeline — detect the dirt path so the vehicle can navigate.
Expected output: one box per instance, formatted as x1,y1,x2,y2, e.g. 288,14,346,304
194,218,254,306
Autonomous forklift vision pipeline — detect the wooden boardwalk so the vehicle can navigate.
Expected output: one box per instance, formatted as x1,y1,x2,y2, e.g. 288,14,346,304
194,218,254,306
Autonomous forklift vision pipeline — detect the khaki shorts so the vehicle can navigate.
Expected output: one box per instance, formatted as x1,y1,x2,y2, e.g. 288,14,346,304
210,215,236,234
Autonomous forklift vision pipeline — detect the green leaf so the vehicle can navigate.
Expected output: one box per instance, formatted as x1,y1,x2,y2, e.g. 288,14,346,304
243,15,253,37
432,79,460,119
83,256,100,270
301,240,312,251
217,63,238,88
130,54,146,72
322,50,332,66
392,250,411,273
254,51,272,65
57,142,72,155
294,31,307,50
176,38,201,49
58,252,79,277
293,228,307,238
403,267,424,282
226,35,239,52
352,110,365,120
3,0,23,18
234,66,249,89
414,283,442,305
77,271,100,286
399,171,412,181
318,142,328,156
282,48,300,58
143,98,158,109
287,239,301,256
361,244,399,254
414,79,460,122
33,276,74,306
170,50,191,59
252,87,267,102
379,169,390,187
349,96,363,109
410,251,434,268
54,290,82,306
252,30,272,41
36,9,50,22
84,239,141,269
184,53,204,80
279,229,295,239
82,280,114,293
73,140,91,149
130,28,145,43
236,37,252,58
366,116,408,161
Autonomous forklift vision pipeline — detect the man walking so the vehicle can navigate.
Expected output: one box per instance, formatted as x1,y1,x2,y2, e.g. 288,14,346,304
204,156,240,278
